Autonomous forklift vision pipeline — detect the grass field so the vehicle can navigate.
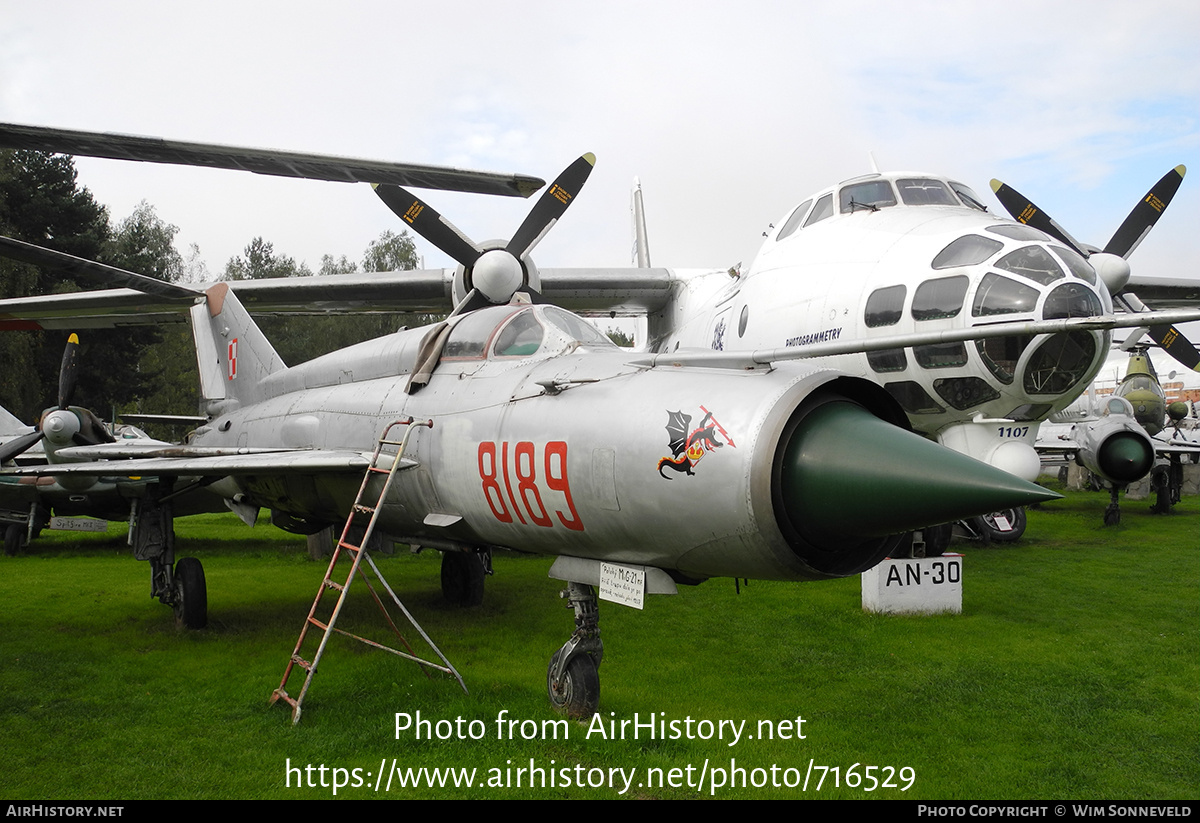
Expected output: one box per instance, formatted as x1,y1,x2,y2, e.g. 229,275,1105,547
1,487,1196,800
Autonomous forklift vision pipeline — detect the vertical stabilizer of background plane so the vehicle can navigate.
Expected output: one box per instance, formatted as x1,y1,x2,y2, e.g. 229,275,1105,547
190,282,285,411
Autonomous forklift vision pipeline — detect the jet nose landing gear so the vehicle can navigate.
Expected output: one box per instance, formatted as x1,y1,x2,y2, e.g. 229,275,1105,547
547,582,602,718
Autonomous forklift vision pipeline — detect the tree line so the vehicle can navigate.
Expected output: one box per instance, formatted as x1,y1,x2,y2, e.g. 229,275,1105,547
0,149,425,429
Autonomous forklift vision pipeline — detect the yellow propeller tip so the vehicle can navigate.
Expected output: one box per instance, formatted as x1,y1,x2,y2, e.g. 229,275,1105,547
989,179,1003,193
68,333,79,344
583,152,596,166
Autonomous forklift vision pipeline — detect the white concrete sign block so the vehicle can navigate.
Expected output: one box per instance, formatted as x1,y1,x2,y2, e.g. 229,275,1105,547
862,555,962,614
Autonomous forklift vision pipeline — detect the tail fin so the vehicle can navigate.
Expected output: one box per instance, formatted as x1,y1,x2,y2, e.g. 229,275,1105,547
190,282,285,412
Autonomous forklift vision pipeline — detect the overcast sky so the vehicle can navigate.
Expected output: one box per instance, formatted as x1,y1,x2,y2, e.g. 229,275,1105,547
2,1,1197,290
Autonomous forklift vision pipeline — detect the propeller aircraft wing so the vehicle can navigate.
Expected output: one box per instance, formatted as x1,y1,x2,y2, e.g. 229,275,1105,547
0,122,544,198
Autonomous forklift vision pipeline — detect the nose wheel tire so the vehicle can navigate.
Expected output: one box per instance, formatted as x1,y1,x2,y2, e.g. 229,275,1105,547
547,651,600,719
173,557,207,629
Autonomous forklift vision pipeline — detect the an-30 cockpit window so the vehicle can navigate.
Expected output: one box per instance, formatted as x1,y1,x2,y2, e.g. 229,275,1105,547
914,341,968,369
896,178,959,206
803,194,835,227
949,181,988,211
840,181,896,213
931,235,1003,269
1023,332,1097,395
776,199,813,242
933,377,1000,411
884,381,945,415
1049,245,1097,285
1042,283,1103,319
912,275,969,320
493,310,545,357
1006,404,1052,422
972,273,1039,317
987,224,1052,243
995,245,1065,286
976,335,1035,384
864,284,906,327
867,348,907,373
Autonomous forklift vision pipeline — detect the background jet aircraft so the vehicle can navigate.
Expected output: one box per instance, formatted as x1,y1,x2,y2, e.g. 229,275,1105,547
1038,344,1200,523
0,139,1061,717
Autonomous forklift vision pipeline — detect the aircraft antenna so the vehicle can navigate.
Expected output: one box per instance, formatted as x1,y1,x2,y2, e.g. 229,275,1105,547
632,177,652,267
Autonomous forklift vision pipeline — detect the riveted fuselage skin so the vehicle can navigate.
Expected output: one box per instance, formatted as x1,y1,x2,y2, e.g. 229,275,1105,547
191,304,917,582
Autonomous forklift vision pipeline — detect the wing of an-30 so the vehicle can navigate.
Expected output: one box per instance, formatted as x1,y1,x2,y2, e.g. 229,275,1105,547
1,122,1198,718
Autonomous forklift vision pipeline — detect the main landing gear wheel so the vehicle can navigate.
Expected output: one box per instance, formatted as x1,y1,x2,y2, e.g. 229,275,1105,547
440,551,486,606
173,557,207,629
547,651,599,719
4,523,25,556
970,507,1026,544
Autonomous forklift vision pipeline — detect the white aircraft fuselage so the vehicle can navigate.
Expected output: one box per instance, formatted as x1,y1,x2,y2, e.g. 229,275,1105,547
649,171,1116,480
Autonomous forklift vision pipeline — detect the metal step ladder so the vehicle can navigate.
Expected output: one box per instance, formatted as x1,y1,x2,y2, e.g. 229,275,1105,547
270,417,466,724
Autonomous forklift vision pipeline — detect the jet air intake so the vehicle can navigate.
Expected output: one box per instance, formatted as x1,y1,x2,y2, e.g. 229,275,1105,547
1090,431,1155,485
770,385,1058,577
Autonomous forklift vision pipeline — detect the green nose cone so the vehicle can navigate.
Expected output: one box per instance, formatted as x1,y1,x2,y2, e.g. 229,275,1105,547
1097,432,1154,483
779,402,1059,543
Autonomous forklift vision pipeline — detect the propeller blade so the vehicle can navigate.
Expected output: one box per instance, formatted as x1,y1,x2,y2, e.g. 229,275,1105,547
58,333,80,410
1104,165,1186,259
1119,291,1200,372
0,430,45,464
372,184,482,268
1148,323,1200,372
993,169,1196,372
507,153,596,260
989,179,1089,256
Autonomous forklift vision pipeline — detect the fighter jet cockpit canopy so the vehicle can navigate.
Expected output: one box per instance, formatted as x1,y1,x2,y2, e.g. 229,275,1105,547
1104,396,1137,418
442,305,618,363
